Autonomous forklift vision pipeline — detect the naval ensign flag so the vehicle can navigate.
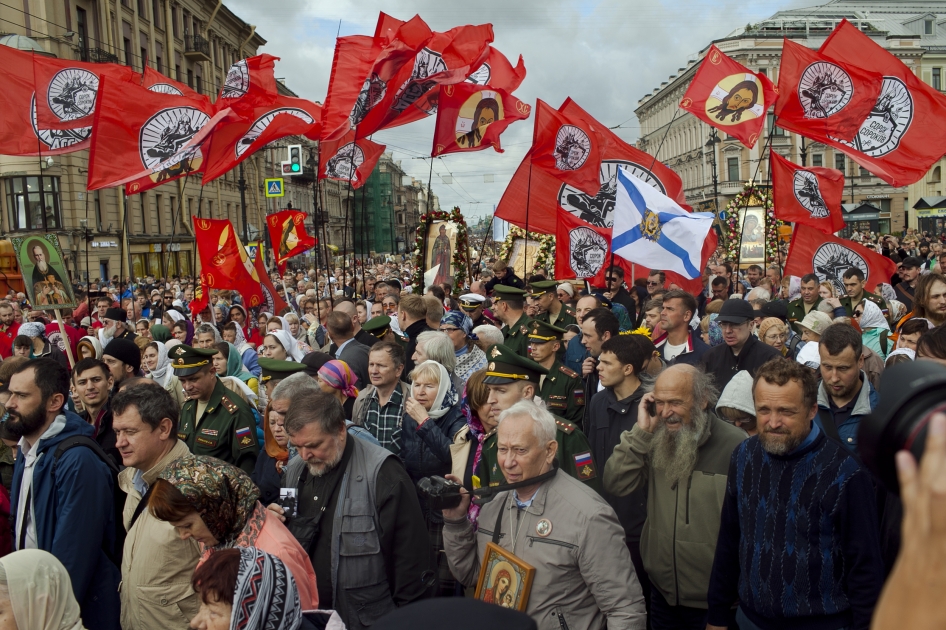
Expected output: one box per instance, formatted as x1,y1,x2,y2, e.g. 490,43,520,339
611,167,715,280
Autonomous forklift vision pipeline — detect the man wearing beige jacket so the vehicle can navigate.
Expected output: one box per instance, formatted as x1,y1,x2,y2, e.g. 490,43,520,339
112,382,200,630
443,399,646,630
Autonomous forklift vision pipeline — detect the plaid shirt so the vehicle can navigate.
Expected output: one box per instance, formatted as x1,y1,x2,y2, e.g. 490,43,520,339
364,385,405,454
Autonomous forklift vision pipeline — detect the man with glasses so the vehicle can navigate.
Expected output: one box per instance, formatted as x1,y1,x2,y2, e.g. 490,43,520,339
700,300,781,391
604,267,636,317
646,271,665,297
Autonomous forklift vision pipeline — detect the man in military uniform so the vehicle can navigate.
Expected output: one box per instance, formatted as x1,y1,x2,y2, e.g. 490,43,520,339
840,267,889,322
362,315,408,347
787,273,823,335
258,356,307,400
173,344,259,474
491,285,532,358
529,320,584,425
478,344,601,493
530,280,577,328
458,293,496,328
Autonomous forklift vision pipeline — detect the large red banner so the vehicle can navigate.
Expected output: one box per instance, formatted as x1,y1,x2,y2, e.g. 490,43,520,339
770,152,846,235
784,224,897,294
267,210,317,274
432,83,530,156
193,217,265,309
317,132,386,189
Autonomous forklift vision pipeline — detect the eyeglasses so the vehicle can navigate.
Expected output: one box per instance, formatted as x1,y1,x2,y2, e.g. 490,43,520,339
439,327,461,333
646,281,660,287
605,277,618,283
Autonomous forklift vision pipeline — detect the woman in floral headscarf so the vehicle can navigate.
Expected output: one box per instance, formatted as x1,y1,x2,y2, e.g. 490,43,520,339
148,456,318,609
316,359,360,420
439,310,487,383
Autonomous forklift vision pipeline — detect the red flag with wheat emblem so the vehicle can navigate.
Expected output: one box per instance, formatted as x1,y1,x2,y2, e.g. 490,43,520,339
267,210,317,274
193,217,265,308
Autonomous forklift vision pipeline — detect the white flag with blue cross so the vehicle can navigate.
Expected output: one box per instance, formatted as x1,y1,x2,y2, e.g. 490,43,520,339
611,166,714,279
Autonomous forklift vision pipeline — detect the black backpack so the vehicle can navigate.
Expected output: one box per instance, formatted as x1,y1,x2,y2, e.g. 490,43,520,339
52,435,127,567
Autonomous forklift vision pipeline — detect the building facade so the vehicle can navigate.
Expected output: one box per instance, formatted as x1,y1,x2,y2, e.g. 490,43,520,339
635,0,946,246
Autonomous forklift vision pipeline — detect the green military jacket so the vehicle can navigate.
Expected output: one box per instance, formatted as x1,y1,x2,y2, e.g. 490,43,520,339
787,296,822,334
535,305,577,329
478,415,602,495
841,291,889,322
179,378,259,475
501,312,534,358
538,360,585,426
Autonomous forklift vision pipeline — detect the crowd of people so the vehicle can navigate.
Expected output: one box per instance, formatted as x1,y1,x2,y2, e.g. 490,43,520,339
0,227,942,630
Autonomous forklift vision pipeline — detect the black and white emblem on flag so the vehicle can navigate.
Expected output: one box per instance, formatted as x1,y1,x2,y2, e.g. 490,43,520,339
47,68,99,121
148,83,184,96
221,60,249,99
465,63,491,86
139,107,210,173
792,171,830,218
235,108,315,158
812,242,868,294
325,142,365,182
31,96,91,150
833,76,913,158
798,62,853,119
392,48,446,113
554,125,591,171
350,74,387,127
559,160,665,228
569,227,608,278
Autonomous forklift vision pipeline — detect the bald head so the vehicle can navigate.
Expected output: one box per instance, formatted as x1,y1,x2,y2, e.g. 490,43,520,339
653,364,719,423
334,300,360,331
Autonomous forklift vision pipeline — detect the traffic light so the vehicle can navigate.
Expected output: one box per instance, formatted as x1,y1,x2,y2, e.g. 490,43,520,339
287,144,302,174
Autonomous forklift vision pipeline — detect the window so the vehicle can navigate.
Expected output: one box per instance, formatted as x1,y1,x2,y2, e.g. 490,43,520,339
860,166,870,178
812,154,823,167
5,176,62,231
934,68,942,91
207,200,213,219
139,193,148,233
171,6,179,38
152,0,161,29
187,69,194,88
168,195,176,232
76,7,89,61
140,47,147,70
835,153,846,172
123,38,133,66
156,42,163,74
138,0,147,18
926,19,934,35
767,112,784,136
933,166,942,183
94,190,103,230
727,157,740,182
154,194,162,234
175,63,181,81
196,74,203,95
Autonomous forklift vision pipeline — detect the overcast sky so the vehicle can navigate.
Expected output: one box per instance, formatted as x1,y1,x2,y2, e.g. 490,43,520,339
226,0,815,220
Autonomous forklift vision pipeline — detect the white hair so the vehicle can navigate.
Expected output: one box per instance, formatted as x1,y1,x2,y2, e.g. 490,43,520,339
745,287,771,302
416,330,456,372
498,399,557,444
472,325,503,347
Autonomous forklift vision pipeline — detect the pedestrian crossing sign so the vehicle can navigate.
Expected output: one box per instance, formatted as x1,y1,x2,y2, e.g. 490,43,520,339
265,178,284,198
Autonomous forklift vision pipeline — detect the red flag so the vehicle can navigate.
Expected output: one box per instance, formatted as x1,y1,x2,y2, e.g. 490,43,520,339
775,38,883,142
554,208,712,295
784,224,897,294
267,210,317,274
354,23,494,137
320,14,434,141
770,152,846,234
679,45,776,148
215,54,280,114
467,46,526,91
193,217,265,309
201,97,322,184
87,77,226,193
432,83,530,156
0,45,91,155
188,277,209,322
318,131,386,189
530,99,604,196
252,251,291,316
813,19,946,186
32,53,137,130
496,98,687,235
142,65,208,102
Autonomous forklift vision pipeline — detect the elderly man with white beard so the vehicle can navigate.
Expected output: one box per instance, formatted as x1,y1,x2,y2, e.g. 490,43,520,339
603,364,746,630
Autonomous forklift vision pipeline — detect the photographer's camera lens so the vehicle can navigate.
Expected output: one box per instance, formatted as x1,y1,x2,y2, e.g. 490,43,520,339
859,361,946,494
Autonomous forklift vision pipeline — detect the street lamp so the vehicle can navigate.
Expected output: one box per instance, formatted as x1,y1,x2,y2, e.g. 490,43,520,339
705,130,721,216
800,136,808,167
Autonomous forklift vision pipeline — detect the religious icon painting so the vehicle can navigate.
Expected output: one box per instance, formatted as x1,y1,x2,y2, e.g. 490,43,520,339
474,542,535,612
11,233,77,310
454,89,504,150
425,221,458,288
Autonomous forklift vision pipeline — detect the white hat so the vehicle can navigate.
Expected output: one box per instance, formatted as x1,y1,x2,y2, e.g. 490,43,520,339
458,293,487,308
796,341,821,369
798,311,832,336
716,371,755,417
557,283,575,297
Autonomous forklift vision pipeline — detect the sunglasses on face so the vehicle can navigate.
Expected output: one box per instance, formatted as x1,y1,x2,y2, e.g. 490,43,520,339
646,281,660,287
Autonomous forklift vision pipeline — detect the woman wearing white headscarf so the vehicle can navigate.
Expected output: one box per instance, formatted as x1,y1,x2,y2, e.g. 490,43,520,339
855,299,892,359
0,549,86,630
223,321,262,378
262,329,306,362
142,341,186,407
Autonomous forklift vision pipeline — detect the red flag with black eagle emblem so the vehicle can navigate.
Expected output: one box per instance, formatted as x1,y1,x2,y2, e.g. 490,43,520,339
267,209,317,275
770,151,846,234
679,44,777,148
784,224,896,295
193,217,265,309
432,83,530,156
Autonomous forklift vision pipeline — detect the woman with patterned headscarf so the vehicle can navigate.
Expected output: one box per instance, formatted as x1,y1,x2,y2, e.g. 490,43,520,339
439,310,487,383
148,456,318,609
316,359,360,420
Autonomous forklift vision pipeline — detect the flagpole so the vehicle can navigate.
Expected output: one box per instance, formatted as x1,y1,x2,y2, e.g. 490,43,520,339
524,159,533,277
421,156,435,291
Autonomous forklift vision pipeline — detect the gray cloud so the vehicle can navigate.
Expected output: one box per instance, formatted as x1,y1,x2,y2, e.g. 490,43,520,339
224,0,812,219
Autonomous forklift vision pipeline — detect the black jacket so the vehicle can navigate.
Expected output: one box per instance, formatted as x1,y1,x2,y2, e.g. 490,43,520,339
484,267,525,293
700,333,782,392
403,319,432,376
587,386,647,542
610,286,637,321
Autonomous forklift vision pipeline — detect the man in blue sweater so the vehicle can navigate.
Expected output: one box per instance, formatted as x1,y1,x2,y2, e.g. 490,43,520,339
706,358,884,630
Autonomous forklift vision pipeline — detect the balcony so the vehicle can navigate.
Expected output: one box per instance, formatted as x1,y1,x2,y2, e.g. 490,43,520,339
183,35,211,63
88,48,119,64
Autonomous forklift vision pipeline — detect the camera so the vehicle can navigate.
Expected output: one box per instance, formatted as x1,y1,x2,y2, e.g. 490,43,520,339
417,476,463,511
859,361,946,494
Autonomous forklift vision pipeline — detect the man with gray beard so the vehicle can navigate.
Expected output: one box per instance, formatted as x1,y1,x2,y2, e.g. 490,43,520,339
603,364,746,630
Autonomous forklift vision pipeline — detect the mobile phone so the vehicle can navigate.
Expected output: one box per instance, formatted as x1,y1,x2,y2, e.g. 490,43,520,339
646,400,657,417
